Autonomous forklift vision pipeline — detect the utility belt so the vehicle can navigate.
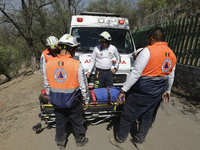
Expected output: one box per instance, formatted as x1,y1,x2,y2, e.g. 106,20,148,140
96,68,111,71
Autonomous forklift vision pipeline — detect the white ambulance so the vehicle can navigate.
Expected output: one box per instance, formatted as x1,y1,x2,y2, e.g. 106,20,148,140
70,12,136,88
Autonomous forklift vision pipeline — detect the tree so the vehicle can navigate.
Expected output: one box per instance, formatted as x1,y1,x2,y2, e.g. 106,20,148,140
71,0,85,15
47,0,85,35
0,0,56,73
86,0,112,13
0,21,31,81
136,0,168,19
86,0,138,29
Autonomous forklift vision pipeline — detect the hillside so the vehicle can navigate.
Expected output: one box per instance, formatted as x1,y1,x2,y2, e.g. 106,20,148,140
0,69,43,146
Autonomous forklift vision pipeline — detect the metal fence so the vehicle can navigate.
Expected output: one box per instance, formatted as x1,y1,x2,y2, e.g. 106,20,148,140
132,13,200,67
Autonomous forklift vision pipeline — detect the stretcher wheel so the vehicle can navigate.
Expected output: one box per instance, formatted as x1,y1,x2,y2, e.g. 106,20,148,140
47,124,53,129
32,123,42,132
38,113,42,118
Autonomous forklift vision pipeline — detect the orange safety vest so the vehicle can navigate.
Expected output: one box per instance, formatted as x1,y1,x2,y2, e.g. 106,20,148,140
130,42,177,102
142,42,176,76
43,48,55,62
46,55,80,89
46,55,81,108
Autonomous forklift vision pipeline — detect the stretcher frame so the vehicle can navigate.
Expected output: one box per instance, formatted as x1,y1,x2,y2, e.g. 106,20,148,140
32,99,123,132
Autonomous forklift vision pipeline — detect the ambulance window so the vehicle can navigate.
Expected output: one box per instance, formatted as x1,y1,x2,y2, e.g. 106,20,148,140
71,27,134,52
125,32,133,49
72,29,80,38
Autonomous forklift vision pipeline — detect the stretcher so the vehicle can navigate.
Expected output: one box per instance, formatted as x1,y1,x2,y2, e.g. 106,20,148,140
32,87,123,132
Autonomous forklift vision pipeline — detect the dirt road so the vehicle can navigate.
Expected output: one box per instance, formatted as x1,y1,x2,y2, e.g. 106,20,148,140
0,70,200,150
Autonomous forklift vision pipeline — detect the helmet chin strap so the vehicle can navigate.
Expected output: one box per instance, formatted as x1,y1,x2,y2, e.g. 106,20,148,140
59,44,78,56
60,48,74,56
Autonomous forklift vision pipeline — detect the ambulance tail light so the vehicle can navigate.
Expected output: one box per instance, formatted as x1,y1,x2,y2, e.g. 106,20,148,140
119,20,124,25
77,18,83,22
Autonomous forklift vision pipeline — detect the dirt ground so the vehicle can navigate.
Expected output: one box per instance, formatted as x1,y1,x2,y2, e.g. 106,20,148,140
0,68,200,150
0,69,44,147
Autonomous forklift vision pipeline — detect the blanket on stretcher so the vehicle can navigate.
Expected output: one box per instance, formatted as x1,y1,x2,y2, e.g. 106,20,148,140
89,86,121,104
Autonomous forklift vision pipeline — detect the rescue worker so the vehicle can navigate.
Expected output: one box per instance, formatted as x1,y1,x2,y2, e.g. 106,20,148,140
109,27,177,150
46,34,90,150
40,35,59,95
86,31,120,88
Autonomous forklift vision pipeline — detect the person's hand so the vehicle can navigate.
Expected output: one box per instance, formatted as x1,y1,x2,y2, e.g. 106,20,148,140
111,68,116,74
162,92,171,102
86,72,91,78
117,93,125,105
83,103,89,110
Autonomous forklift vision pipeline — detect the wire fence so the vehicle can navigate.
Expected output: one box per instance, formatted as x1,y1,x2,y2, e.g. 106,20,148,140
138,4,180,29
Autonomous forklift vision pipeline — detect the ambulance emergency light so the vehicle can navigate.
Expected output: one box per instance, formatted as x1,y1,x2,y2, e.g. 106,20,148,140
119,20,124,25
77,18,83,22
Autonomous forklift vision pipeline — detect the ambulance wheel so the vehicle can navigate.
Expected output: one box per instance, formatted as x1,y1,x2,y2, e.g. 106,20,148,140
32,123,42,132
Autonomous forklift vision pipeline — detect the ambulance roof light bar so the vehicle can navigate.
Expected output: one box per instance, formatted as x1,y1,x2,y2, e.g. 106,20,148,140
80,12,120,17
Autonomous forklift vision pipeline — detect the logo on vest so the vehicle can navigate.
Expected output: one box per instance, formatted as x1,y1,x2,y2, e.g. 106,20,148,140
162,58,172,73
54,68,67,83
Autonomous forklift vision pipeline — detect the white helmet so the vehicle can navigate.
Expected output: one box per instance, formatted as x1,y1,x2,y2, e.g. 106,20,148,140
46,36,58,49
99,31,112,41
58,34,80,47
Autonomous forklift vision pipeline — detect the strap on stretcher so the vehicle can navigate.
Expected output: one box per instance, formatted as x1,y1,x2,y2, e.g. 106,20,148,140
106,87,112,105
90,90,97,106
90,88,112,107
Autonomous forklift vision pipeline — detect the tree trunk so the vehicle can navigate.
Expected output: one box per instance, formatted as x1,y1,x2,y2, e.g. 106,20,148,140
30,48,36,73
28,38,36,73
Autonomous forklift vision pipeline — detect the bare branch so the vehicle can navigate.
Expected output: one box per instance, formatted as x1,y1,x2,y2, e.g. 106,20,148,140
0,6,26,40
32,0,56,15
0,3,5,10
21,0,28,28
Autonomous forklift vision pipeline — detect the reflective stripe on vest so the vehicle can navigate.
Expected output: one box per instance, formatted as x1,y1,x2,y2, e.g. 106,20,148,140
43,49,55,62
50,88,77,93
142,42,176,76
141,76,168,80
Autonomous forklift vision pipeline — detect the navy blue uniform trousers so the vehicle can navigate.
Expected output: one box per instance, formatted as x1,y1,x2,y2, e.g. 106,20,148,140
117,93,163,143
96,68,113,88
54,102,86,146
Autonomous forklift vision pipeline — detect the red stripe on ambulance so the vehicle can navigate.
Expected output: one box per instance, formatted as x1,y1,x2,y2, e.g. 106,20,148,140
84,59,126,64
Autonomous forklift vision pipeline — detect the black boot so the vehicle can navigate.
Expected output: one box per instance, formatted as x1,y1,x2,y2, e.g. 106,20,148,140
76,137,89,150
58,145,66,150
